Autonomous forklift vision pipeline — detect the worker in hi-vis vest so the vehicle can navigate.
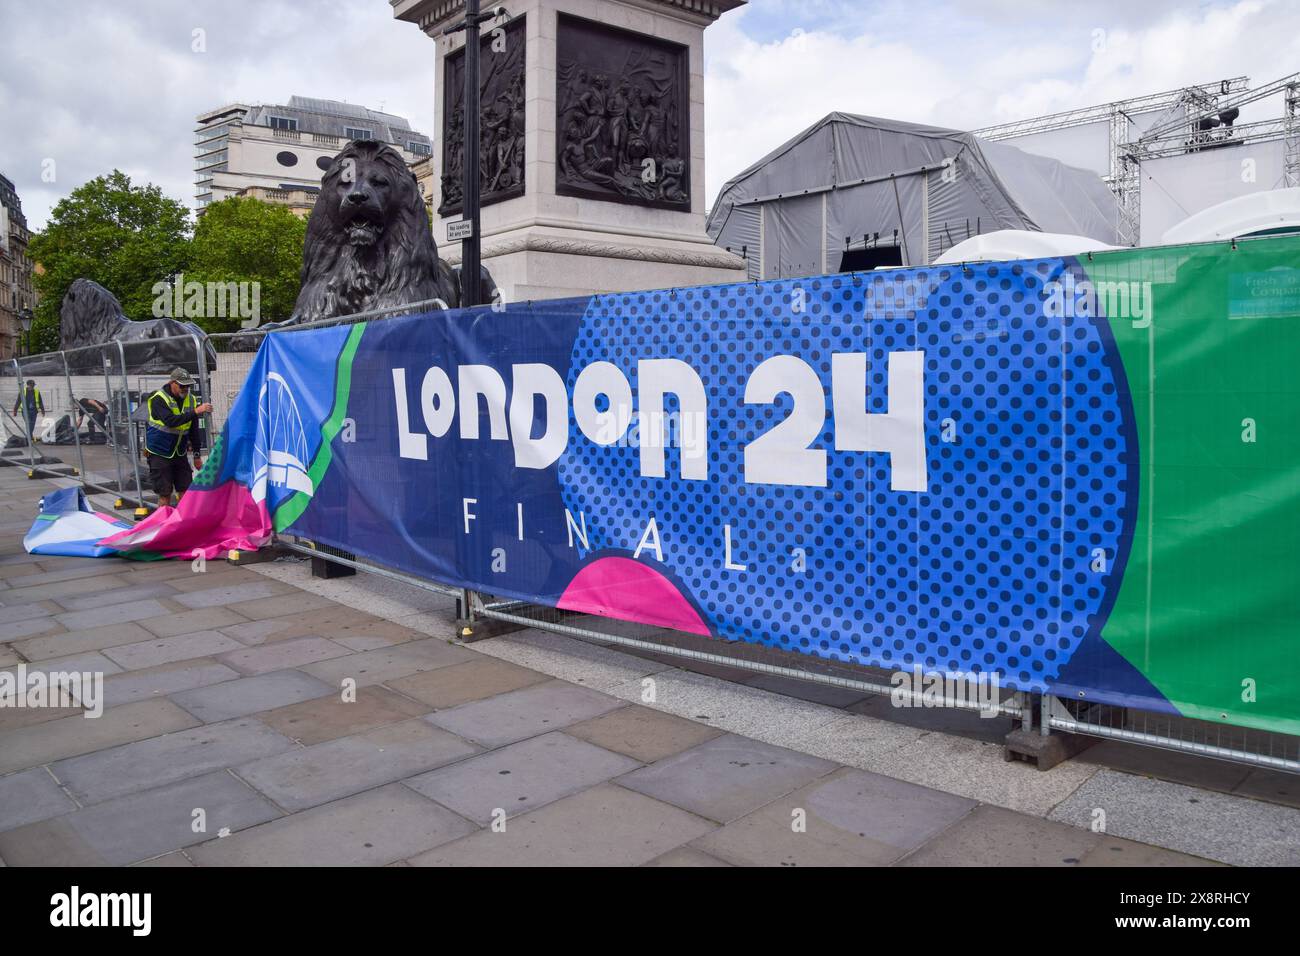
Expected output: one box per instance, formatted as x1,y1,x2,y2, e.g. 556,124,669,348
144,368,212,508
12,379,44,440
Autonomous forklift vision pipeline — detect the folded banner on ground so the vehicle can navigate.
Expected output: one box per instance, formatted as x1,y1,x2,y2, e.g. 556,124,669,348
103,236,1300,737
24,487,130,558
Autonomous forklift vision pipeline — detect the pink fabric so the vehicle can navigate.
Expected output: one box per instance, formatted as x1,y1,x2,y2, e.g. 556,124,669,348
558,557,710,636
98,482,272,560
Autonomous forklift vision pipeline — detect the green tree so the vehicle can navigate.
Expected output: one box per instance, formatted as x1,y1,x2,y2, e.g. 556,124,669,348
28,170,191,349
183,196,306,333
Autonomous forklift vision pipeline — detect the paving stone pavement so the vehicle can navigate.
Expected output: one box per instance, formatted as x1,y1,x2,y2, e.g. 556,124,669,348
0,470,1294,865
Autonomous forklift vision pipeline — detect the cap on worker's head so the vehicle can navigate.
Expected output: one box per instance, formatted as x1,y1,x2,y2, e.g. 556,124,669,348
26,379,35,386
168,368,196,387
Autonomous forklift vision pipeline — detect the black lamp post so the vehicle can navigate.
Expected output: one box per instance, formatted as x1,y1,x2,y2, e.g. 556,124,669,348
443,0,493,307
16,307,33,357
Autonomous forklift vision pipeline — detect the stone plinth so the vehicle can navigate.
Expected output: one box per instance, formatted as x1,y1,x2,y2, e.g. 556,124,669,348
393,0,748,301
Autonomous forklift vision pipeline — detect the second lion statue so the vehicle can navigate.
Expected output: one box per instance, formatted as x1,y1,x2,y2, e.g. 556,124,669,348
233,140,497,349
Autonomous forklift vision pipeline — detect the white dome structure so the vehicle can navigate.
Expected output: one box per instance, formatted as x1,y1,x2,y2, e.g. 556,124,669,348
933,229,1119,264
1160,188,1300,245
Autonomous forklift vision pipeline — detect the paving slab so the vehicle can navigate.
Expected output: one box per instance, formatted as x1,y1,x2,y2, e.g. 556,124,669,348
467,626,670,693
564,704,725,763
101,630,244,670
0,700,84,733
0,555,45,576
134,852,195,867
1079,835,1223,867
137,607,248,639
0,767,78,832
189,783,477,866
312,618,426,647
216,636,351,676
170,669,335,723
235,718,479,812
867,725,1099,817
62,770,282,866
226,591,337,620
642,846,734,867
53,599,173,632
900,804,1101,866
693,767,977,866
408,782,716,867
52,583,180,613
119,562,245,586
0,697,198,775
5,580,132,608
35,556,124,571
247,561,458,620
605,669,849,754
50,716,299,804
1048,768,1300,866
301,639,475,688
0,599,59,620
0,645,20,668
617,733,837,824
2,650,122,680
217,606,379,646
170,580,291,609
0,615,63,643
0,816,108,866
3,563,133,590
14,621,155,662
372,612,456,640
386,656,551,710
100,659,241,708
405,731,641,824
424,679,626,748
257,685,431,745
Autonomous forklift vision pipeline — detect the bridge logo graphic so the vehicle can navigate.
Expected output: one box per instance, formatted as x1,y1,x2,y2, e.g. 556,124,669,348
251,372,313,504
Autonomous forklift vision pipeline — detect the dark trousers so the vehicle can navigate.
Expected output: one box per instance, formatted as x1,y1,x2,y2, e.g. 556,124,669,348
146,452,193,498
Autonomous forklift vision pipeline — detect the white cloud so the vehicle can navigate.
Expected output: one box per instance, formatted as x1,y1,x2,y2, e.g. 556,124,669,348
2,0,1298,229
705,0,1300,206
0,0,438,229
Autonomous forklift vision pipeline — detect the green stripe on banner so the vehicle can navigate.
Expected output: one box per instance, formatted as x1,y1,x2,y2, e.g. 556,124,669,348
1087,237,1300,735
272,322,367,533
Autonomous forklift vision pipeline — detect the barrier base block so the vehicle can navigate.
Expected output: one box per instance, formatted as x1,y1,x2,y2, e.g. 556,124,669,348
227,546,286,566
311,554,356,578
454,616,529,643
1003,728,1097,771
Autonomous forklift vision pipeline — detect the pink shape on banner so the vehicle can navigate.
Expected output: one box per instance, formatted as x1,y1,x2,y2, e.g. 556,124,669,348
558,556,710,636
98,481,272,560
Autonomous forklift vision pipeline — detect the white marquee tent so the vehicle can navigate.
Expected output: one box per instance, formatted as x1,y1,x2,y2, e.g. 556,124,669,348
706,112,1121,279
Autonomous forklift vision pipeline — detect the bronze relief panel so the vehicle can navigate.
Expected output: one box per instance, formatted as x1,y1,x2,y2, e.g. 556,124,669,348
556,14,691,211
440,14,527,216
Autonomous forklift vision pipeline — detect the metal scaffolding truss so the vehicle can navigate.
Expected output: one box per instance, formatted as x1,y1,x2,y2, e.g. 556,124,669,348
974,77,1248,143
1117,72,1300,240
977,75,1300,246
975,78,1249,246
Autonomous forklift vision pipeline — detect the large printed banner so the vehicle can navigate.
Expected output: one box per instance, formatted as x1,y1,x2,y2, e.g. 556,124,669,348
109,236,1300,737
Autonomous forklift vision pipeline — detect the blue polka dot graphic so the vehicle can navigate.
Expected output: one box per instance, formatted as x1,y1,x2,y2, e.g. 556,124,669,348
557,261,1136,693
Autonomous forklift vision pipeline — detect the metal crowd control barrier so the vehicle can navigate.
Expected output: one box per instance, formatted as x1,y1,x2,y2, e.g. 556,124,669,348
8,297,1299,777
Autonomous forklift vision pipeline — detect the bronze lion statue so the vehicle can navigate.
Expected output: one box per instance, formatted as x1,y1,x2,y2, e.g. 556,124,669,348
232,140,496,350
20,279,216,375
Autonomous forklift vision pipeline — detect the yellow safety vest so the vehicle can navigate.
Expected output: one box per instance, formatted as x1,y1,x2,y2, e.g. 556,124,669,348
145,388,196,458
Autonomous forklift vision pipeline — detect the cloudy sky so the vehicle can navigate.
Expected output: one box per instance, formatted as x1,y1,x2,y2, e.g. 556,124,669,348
1,0,1298,230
